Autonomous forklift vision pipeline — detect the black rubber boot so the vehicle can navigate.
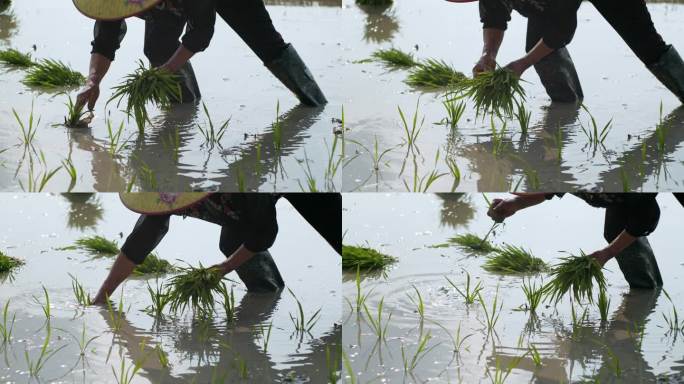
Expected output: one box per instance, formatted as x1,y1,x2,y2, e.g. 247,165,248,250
534,47,584,103
175,61,202,103
613,237,663,289
235,251,285,293
648,45,684,103
265,44,327,107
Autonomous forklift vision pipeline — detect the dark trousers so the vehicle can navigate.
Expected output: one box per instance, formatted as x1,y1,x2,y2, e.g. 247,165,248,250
604,206,663,289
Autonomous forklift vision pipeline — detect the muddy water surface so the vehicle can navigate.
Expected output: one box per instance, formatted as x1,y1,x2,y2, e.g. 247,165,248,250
343,193,684,383
0,193,341,383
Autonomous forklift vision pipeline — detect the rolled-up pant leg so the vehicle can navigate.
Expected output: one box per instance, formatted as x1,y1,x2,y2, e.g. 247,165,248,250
219,220,285,292
283,193,342,255
143,11,201,102
526,17,584,102
604,207,663,289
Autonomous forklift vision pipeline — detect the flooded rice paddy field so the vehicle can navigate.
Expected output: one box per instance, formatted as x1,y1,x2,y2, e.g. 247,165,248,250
341,1,684,192
0,193,341,383
342,193,684,383
0,0,343,192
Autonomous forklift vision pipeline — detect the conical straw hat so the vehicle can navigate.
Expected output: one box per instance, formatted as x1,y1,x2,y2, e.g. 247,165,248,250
119,192,212,215
73,0,163,21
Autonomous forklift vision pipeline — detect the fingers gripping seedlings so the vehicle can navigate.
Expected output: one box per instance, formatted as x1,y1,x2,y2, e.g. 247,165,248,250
166,263,224,318
449,67,526,119
542,251,607,304
63,94,91,128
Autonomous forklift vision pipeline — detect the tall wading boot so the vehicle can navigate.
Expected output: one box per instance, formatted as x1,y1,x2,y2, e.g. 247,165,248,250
533,47,584,103
265,44,327,107
151,59,202,103
613,237,663,289
648,45,684,103
235,251,285,293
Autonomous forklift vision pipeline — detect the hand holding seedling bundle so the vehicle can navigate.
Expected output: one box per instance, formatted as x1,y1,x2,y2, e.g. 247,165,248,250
542,251,607,304
448,67,526,118
166,262,225,318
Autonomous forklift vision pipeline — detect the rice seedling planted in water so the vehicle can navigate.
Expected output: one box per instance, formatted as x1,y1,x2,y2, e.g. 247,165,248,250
445,273,483,305
132,253,176,276
166,263,224,317
63,95,91,128
542,251,606,304
197,102,229,148
23,59,85,88
401,331,436,373
522,278,544,313
478,287,503,334
25,320,66,378
662,289,682,334
0,251,23,273
14,103,39,147
288,288,322,334
371,48,417,69
69,273,92,306
597,288,611,323
108,60,181,132
449,233,498,253
442,98,466,129
579,104,613,149
354,266,374,312
0,299,15,344
0,48,34,68
218,282,236,321
483,244,547,274
342,245,397,271
363,297,392,340
145,280,170,318
449,67,525,118
405,59,466,88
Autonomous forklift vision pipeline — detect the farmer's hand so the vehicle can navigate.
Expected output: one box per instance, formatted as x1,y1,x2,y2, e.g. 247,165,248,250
487,198,518,223
473,54,496,76
212,261,235,277
505,59,530,78
588,249,612,267
76,80,100,111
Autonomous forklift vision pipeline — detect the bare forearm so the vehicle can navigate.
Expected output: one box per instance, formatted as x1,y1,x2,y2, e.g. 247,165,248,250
511,193,548,211
482,28,505,58
93,252,136,304
161,45,195,73
520,39,554,67
602,230,637,258
217,245,256,275
87,53,112,85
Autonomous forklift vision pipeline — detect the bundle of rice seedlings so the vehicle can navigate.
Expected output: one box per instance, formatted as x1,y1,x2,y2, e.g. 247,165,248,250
356,0,393,5
63,95,91,128
342,245,397,271
542,251,606,304
405,59,466,89
449,67,525,118
0,48,34,68
449,234,498,253
108,60,181,132
22,59,85,88
483,244,547,274
0,251,23,273
166,263,224,317
371,48,417,69
132,253,177,276
61,235,119,256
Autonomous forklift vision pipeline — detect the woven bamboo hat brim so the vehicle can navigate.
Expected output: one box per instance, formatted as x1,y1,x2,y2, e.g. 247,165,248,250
119,192,212,215
73,0,163,21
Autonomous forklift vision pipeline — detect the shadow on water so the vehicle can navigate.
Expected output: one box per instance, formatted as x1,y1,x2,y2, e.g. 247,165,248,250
436,193,476,229
357,4,401,44
61,193,104,231
0,9,17,42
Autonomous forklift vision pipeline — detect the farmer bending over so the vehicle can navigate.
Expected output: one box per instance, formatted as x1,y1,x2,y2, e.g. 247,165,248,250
92,193,341,304
450,0,684,103
74,0,326,112
488,193,684,289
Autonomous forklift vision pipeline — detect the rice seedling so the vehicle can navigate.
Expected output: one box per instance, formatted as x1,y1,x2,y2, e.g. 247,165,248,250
597,288,610,323
529,344,542,367
63,94,91,128
449,67,526,118
0,299,15,344
68,235,120,256
398,101,425,149
288,288,322,335
324,135,344,188
403,149,448,192
405,59,466,88
0,48,34,67
655,102,668,155
62,150,77,192
661,289,682,334
524,167,540,190
69,273,92,306
446,157,461,192
553,125,563,163
354,266,374,312
272,101,283,152
107,120,128,156
452,322,473,353
491,118,508,157
25,321,66,378
483,244,547,274
445,272,483,305
479,288,503,334
58,323,98,359
579,105,613,150
356,0,393,6
23,59,85,88
132,253,176,276
0,251,23,274
197,102,229,148
521,278,544,313
442,98,466,129
407,285,425,319
515,103,532,136
20,150,62,193
628,321,645,349
371,47,417,69
13,103,39,147
342,350,356,384
33,286,51,323
448,233,498,253
218,282,236,321
155,344,169,368
105,290,126,332
542,251,607,304
363,297,392,340
144,280,170,318
486,354,524,384
108,60,181,132
605,346,621,377
342,244,396,271
297,150,319,192
401,331,437,372
112,355,145,384
570,304,589,338
234,353,248,379
166,263,224,317
325,345,341,384
254,321,273,353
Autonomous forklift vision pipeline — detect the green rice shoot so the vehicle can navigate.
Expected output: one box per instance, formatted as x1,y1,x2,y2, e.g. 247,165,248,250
0,48,34,68
166,263,224,317
448,67,525,118
132,253,176,276
482,244,547,274
342,245,397,271
405,59,466,89
0,251,24,274
543,251,606,304
371,48,417,69
108,59,182,132
448,234,498,253
22,59,85,88
63,94,90,128
63,235,120,256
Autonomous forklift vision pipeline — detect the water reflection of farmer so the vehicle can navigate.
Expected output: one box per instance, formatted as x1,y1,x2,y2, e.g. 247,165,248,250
92,193,341,304
73,0,327,113
487,193,684,289
450,0,684,103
